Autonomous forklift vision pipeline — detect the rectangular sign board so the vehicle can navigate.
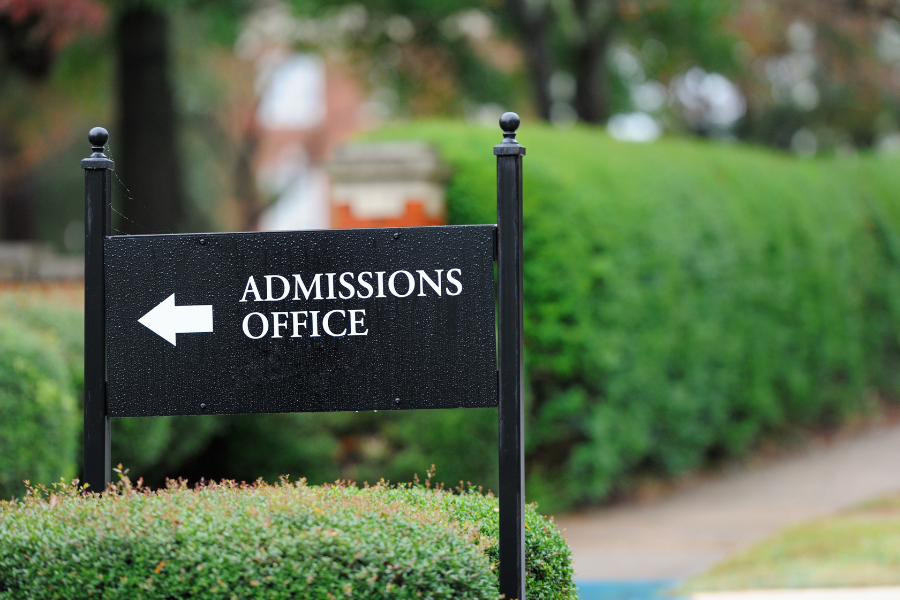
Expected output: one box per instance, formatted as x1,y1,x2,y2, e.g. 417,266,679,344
105,225,497,417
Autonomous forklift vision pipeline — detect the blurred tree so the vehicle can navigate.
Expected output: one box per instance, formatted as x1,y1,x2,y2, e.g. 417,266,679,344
282,0,523,118
0,0,105,240
505,0,553,120
282,0,737,124
107,0,252,234
508,0,738,123
114,3,184,234
731,0,900,153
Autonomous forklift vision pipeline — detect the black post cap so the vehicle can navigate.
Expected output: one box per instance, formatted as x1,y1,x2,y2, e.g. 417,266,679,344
500,112,520,136
88,127,109,158
495,112,525,155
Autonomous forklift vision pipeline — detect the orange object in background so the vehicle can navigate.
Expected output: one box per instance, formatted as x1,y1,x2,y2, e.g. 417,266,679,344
331,200,444,229
328,142,449,231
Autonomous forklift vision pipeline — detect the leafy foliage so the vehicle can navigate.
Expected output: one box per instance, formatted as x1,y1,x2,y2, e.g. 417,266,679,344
0,477,575,600
164,407,501,505
280,0,521,118
0,304,78,499
0,291,222,495
729,1,900,152
370,121,900,511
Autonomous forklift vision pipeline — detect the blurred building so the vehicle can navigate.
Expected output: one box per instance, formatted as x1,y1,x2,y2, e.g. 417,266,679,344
254,54,363,231
328,142,449,229
251,54,448,232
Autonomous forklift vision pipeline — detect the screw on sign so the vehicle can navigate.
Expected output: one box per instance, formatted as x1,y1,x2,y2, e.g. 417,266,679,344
82,114,526,600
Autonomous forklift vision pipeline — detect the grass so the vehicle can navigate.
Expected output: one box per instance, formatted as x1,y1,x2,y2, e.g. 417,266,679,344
682,494,900,591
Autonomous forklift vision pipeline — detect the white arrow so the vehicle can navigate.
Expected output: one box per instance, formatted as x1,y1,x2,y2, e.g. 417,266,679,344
138,294,213,346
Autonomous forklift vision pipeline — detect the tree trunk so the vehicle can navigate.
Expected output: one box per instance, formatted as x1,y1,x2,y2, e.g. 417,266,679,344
572,30,611,123
0,12,53,241
116,5,184,234
571,0,613,124
0,128,36,240
234,117,262,231
506,0,554,121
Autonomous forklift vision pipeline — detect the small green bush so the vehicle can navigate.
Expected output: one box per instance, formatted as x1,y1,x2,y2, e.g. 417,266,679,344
0,317,77,499
0,478,575,600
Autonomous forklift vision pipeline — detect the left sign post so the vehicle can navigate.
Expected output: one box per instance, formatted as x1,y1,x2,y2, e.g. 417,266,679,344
82,127,113,493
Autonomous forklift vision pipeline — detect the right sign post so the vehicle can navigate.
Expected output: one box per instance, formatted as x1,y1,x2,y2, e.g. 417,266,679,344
495,112,527,600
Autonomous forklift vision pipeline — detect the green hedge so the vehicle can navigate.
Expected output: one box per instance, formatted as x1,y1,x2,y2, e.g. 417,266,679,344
0,479,575,600
369,122,900,511
0,292,223,495
0,312,78,499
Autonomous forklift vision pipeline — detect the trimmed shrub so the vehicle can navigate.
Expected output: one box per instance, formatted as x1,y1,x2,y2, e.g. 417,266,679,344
0,479,575,600
0,317,77,499
368,122,900,511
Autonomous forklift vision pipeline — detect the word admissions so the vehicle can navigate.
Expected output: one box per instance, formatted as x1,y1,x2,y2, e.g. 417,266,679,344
239,269,464,340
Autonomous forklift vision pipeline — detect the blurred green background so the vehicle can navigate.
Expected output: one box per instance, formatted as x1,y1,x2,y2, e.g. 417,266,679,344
4,0,900,512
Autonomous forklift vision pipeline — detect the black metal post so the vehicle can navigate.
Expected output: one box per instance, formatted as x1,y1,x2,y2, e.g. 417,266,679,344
82,127,113,492
496,112,526,600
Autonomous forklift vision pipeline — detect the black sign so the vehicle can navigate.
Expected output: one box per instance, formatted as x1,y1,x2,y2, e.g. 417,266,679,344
104,225,497,417
83,114,526,600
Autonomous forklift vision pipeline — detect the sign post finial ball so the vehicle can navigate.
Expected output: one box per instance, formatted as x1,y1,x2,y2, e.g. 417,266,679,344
89,127,109,148
88,127,109,159
499,112,520,134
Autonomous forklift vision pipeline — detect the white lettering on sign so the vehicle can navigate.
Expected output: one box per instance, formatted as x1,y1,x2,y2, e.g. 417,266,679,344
349,309,368,335
309,310,320,337
237,309,365,339
417,269,443,296
240,277,262,302
265,276,290,301
388,271,414,298
323,310,347,336
290,311,308,337
237,268,462,340
242,312,268,339
293,273,323,300
339,272,355,299
446,269,462,296
357,272,373,298
272,312,289,338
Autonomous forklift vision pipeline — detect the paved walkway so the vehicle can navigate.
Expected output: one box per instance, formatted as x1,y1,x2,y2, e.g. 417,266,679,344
692,589,900,600
557,422,900,580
